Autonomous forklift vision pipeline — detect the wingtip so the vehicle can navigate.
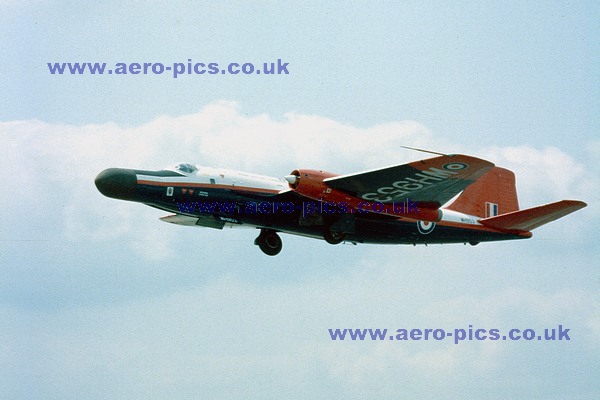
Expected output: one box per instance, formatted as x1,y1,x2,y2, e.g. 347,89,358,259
564,200,587,209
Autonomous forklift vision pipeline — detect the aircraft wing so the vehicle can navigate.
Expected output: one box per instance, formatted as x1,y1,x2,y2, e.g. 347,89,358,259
323,154,495,207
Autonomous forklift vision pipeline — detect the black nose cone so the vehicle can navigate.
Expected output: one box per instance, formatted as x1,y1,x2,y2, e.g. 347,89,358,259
95,168,137,200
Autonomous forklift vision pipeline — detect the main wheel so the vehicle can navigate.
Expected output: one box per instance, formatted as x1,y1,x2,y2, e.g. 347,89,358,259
254,229,283,256
323,228,346,245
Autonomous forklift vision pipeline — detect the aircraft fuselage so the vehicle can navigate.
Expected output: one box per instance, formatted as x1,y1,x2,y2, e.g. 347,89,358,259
95,162,531,255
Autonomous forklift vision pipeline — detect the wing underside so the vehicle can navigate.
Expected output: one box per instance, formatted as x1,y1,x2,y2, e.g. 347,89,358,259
323,154,495,208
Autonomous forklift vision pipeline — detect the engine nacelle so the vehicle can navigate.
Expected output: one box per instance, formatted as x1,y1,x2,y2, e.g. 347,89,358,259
285,169,339,200
285,169,441,222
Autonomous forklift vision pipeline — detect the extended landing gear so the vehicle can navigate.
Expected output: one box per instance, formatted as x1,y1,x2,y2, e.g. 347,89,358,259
323,228,346,245
254,229,282,256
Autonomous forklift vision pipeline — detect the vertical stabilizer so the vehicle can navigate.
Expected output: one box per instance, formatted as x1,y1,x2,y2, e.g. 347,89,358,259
445,167,519,217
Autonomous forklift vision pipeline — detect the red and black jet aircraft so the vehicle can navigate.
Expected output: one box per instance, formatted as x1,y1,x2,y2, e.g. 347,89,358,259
95,153,586,255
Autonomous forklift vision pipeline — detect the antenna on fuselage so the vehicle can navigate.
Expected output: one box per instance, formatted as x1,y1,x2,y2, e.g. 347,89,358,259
400,145,448,156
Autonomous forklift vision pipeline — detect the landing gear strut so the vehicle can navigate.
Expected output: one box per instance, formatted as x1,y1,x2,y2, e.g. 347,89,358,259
254,229,283,256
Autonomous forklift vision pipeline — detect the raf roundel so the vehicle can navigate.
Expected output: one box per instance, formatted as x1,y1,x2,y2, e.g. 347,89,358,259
442,162,468,171
417,220,436,234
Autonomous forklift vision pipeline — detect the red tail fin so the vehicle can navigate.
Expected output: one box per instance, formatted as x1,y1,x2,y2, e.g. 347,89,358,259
445,167,519,218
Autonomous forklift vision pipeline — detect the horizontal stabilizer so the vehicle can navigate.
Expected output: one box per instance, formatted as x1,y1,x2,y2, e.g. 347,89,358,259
479,200,586,232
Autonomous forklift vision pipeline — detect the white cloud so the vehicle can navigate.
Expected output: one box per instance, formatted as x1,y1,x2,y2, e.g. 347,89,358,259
1,102,597,260
9,104,592,207
0,102,440,261
480,145,593,205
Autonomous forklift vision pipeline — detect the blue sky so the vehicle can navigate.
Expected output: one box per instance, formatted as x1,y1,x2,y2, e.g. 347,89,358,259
1,2,599,399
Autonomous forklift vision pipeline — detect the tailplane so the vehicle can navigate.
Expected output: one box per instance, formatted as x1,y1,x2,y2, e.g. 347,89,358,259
479,200,587,231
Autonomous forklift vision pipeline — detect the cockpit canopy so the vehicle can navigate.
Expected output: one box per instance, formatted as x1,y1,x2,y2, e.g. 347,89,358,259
165,162,198,174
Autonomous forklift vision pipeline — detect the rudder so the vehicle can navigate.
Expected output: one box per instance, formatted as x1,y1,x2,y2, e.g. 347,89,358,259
445,167,519,218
